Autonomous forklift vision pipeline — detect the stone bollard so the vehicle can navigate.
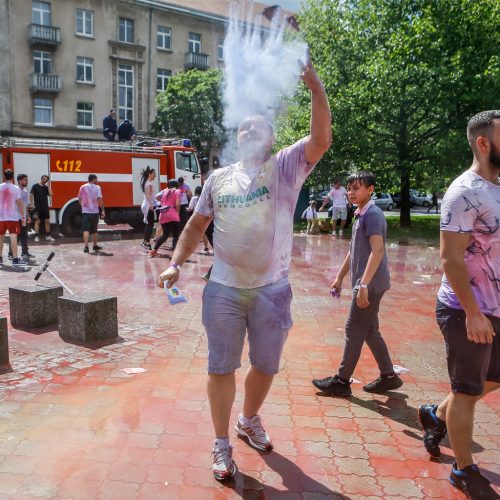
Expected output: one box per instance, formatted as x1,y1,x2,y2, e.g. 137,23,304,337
58,295,118,344
9,285,63,329
0,317,9,368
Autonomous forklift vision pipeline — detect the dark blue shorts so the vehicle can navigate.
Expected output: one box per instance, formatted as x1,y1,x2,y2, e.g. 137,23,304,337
436,299,500,396
81,213,99,234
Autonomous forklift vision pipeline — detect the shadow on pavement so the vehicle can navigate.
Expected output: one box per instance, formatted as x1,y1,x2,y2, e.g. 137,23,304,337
221,449,350,499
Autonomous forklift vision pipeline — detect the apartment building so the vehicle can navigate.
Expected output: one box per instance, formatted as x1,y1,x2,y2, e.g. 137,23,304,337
0,0,291,140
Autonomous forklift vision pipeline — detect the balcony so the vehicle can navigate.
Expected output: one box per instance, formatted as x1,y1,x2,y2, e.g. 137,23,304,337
30,73,62,93
28,24,61,47
184,52,210,70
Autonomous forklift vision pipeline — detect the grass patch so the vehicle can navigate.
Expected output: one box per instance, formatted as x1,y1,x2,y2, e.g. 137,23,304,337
294,215,440,246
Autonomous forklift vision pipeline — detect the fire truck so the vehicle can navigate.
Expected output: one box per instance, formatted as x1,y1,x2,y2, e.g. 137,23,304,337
0,137,204,236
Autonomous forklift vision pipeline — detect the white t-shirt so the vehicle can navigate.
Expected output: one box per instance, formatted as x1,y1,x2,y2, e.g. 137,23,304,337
0,182,22,222
196,139,316,288
144,179,157,206
78,183,102,214
188,195,199,212
327,186,347,207
302,206,317,220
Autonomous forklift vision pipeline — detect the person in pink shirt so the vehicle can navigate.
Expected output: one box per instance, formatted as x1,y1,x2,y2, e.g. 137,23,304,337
149,179,180,257
78,174,105,253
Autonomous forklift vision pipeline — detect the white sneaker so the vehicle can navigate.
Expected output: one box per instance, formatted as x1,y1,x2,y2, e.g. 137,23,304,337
211,440,236,481
46,235,55,241
339,230,344,237
34,236,40,242
235,414,273,451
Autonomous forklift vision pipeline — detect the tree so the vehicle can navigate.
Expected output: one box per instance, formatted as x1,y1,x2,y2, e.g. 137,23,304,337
277,0,500,226
154,69,224,162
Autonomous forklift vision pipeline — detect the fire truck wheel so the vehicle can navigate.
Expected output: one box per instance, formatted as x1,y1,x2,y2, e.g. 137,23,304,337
61,202,82,237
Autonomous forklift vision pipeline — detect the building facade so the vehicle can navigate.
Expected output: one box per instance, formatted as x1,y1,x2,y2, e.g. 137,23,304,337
0,0,240,139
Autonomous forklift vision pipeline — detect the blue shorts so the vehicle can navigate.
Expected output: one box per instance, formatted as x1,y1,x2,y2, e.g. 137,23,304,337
202,278,293,375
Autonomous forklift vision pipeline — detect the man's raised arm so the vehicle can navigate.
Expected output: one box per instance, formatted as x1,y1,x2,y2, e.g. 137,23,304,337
300,48,332,164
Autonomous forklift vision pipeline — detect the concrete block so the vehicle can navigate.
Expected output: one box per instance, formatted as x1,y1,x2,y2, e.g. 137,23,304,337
58,295,118,344
9,285,63,329
0,317,8,367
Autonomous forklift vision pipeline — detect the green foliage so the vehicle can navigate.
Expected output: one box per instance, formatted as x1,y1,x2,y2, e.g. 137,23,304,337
277,0,500,225
153,69,224,156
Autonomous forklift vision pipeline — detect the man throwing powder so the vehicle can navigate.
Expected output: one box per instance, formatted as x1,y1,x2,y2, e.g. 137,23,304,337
157,50,331,481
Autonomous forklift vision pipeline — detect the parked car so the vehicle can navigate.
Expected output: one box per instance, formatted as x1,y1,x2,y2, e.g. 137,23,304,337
392,192,417,208
410,190,433,207
309,190,331,208
372,192,393,211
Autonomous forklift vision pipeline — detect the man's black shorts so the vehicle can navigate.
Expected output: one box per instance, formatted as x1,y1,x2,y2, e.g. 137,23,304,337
436,299,500,396
35,210,50,221
81,213,99,234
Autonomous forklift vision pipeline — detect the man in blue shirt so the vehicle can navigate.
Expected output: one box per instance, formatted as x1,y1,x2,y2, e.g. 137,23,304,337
102,109,117,142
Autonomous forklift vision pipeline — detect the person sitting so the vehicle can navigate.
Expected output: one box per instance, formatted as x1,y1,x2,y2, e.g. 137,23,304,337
117,119,136,142
102,109,117,141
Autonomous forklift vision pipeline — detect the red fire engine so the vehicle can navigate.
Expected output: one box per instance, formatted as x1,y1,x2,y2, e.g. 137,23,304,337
0,137,204,236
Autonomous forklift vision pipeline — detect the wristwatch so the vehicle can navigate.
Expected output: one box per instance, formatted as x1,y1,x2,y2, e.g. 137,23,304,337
359,283,368,289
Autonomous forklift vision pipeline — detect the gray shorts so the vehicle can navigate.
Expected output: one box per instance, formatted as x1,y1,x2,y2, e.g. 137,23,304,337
331,206,347,220
202,278,293,375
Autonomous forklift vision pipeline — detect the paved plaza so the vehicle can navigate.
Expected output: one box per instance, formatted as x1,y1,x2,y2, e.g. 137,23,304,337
0,235,498,499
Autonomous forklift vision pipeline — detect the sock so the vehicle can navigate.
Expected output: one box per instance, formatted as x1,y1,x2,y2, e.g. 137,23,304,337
337,375,350,384
239,413,252,425
214,437,230,449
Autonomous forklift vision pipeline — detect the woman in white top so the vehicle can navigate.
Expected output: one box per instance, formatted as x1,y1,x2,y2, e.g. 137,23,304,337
187,185,212,255
140,167,157,250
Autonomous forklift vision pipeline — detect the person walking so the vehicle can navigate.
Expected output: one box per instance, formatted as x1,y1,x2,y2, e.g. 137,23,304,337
427,192,439,214
102,109,117,141
156,50,331,481
0,169,27,266
177,177,192,231
320,178,348,237
418,110,500,500
302,200,318,234
188,185,212,254
312,171,403,398
149,179,181,257
140,166,157,250
30,174,54,242
78,174,105,253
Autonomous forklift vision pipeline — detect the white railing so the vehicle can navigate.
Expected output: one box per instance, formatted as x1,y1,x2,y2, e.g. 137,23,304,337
2,137,167,154
28,24,61,44
30,73,62,92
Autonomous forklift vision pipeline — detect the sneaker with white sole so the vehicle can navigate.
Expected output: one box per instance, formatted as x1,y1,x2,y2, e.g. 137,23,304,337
211,440,236,481
46,235,55,242
34,236,40,242
235,414,273,451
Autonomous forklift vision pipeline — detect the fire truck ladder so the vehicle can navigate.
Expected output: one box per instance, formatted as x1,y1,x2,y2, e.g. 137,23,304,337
1,137,167,154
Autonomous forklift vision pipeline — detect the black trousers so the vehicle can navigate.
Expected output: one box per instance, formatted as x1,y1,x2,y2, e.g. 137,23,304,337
143,209,155,242
154,221,180,251
9,221,28,255
179,204,189,231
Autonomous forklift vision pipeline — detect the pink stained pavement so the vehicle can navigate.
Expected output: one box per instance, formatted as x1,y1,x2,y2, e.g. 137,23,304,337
0,234,498,499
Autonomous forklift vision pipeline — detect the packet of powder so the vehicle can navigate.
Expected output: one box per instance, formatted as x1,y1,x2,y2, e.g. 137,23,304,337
164,283,188,305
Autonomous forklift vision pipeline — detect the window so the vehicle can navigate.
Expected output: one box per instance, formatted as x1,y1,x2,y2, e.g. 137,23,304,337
217,38,224,61
175,152,199,174
32,1,51,25
119,18,134,43
33,50,52,74
118,64,133,121
76,9,93,36
77,103,93,128
188,32,201,53
156,68,171,92
34,98,53,125
157,25,171,50
76,57,93,83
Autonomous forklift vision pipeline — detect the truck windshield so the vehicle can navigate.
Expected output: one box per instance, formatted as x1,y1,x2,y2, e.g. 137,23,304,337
175,151,199,174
